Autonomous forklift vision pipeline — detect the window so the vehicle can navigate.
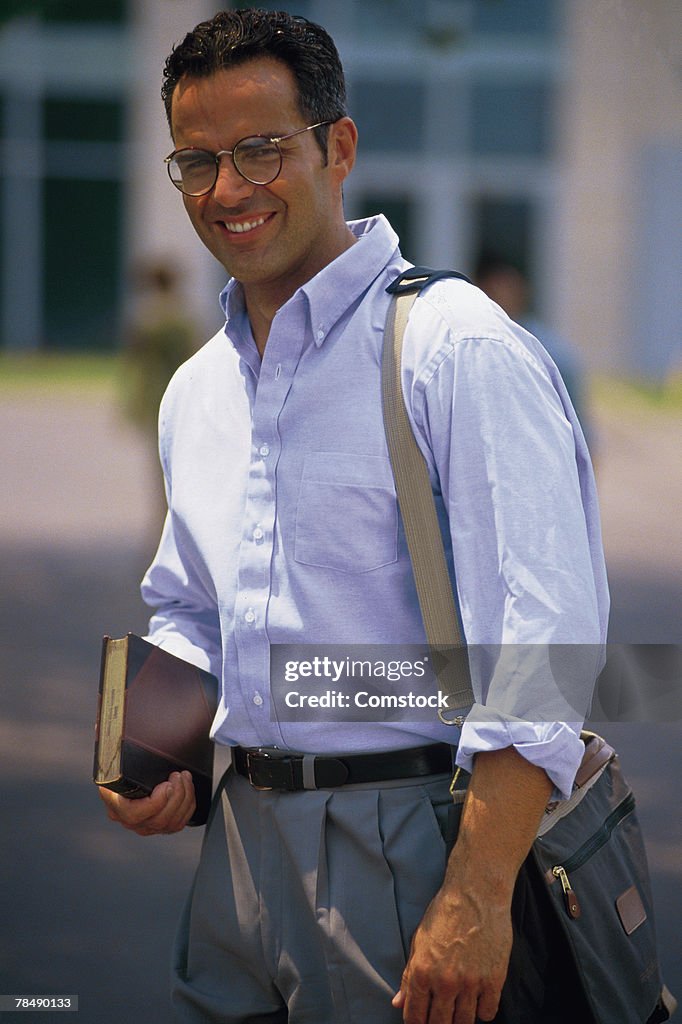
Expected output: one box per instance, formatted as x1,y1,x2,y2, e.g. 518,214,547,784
43,179,122,349
357,196,416,263
42,0,125,22
355,0,422,36
44,98,123,144
351,80,425,153
472,0,557,38
42,97,125,348
470,80,553,157
472,196,533,277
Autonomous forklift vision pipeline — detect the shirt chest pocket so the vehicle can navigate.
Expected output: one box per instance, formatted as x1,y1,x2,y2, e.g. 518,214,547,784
294,452,398,573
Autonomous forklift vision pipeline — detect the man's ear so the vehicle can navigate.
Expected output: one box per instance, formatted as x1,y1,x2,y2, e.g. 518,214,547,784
327,117,358,185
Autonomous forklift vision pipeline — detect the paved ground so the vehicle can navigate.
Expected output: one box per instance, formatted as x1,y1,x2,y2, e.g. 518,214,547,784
0,385,680,1021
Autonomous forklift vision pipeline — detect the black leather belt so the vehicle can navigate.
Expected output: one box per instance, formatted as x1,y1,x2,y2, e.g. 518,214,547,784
232,743,453,791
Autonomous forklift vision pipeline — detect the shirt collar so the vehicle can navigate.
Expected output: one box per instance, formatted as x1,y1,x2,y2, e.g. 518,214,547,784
302,215,399,346
219,277,247,323
218,215,400,347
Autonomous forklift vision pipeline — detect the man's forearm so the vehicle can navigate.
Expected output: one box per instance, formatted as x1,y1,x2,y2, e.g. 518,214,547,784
447,744,553,896
394,744,554,1024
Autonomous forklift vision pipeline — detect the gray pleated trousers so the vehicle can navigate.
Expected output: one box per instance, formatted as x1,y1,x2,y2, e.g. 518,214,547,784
171,766,454,1023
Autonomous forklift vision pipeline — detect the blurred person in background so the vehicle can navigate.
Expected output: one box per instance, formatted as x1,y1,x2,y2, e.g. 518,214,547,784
475,253,593,452
122,259,197,532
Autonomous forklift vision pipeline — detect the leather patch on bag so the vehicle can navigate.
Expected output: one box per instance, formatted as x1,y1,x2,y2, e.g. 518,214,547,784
616,885,647,935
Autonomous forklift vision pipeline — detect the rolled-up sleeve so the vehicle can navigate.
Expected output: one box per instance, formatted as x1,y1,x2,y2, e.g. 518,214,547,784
457,714,586,800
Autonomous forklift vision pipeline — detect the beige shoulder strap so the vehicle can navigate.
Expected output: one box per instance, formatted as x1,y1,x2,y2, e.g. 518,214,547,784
381,284,474,722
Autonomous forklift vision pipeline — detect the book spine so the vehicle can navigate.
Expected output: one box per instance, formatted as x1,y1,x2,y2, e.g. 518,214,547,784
94,636,129,785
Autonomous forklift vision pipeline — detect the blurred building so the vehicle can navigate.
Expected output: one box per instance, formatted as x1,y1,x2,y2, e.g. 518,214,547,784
0,0,680,376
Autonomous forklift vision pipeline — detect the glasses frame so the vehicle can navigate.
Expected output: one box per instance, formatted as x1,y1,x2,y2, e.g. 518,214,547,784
164,120,334,196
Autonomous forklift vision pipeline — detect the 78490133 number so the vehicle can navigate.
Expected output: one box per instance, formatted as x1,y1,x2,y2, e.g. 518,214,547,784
0,996,78,1012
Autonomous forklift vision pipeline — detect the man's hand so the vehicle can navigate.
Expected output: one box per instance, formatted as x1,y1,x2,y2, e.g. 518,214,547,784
98,771,196,836
392,745,553,1024
392,860,513,1024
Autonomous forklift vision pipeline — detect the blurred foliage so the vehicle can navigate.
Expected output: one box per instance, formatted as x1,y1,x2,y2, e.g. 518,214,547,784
591,374,682,416
0,353,119,393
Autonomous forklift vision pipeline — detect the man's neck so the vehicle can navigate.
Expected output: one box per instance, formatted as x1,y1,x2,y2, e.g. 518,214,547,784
242,225,357,358
246,300,276,358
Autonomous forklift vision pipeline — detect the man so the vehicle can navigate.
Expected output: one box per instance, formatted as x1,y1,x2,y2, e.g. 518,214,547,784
100,9,608,1024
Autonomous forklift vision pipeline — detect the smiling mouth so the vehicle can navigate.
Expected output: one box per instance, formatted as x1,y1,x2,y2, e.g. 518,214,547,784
222,214,271,235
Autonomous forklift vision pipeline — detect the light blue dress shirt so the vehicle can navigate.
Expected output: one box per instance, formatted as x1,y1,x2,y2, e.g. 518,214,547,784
141,215,609,799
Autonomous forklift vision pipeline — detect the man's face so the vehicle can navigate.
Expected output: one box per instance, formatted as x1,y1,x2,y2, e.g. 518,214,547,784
170,58,356,302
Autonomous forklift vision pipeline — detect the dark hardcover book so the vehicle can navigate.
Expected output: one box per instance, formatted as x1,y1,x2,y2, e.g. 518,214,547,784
93,633,219,826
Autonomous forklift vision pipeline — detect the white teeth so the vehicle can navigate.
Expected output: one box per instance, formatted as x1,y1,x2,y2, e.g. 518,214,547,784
224,216,268,234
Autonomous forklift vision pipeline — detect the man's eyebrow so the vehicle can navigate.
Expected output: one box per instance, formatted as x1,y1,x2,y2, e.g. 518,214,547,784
206,130,284,145
245,129,289,139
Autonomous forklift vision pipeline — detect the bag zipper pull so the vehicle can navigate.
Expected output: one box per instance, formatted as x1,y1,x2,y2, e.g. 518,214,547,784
553,865,582,919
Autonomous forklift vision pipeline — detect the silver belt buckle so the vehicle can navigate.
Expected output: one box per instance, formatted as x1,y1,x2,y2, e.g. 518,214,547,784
245,750,273,791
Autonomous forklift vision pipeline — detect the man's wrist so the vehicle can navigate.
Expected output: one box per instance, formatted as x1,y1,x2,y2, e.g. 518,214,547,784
444,840,519,902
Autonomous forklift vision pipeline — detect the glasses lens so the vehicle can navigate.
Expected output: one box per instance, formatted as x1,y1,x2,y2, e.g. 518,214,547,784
233,137,282,185
168,151,216,195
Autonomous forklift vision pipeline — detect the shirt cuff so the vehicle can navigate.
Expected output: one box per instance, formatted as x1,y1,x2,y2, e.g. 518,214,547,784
454,704,585,800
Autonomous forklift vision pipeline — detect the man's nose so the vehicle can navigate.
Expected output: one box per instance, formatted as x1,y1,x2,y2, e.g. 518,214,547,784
212,154,257,206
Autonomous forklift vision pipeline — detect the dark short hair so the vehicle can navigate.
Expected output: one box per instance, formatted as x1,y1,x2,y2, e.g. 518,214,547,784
161,8,348,159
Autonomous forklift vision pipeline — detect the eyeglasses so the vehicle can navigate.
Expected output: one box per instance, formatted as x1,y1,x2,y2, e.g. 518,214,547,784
164,121,334,196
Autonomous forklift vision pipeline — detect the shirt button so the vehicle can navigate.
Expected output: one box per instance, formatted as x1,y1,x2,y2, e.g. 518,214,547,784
253,527,264,541
244,608,256,624
259,444,270,457
316,328,325,341
253,693,264,706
